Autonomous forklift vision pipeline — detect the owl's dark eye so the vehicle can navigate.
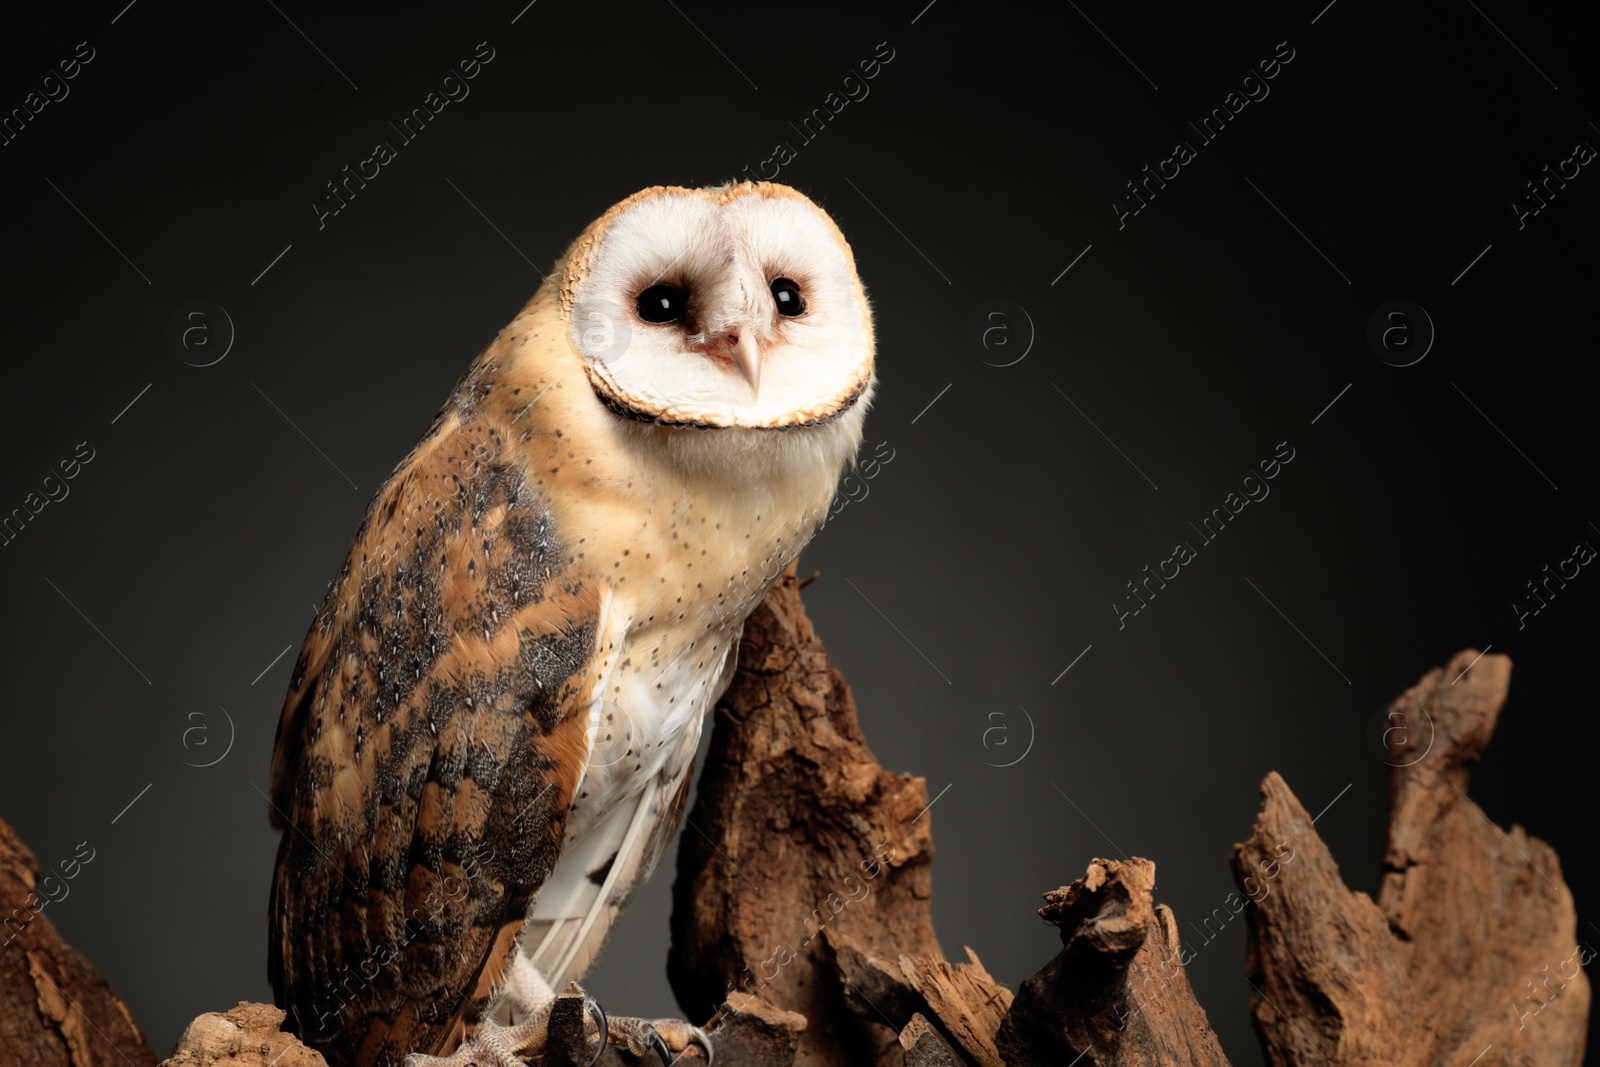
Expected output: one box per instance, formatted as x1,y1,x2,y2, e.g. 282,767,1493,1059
770,277,806,317
636,284,686,324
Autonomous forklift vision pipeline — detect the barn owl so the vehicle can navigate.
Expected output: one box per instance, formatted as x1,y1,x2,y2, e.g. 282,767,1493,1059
267,181,874,1067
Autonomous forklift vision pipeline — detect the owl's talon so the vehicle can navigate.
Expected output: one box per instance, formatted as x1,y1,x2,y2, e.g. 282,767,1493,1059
586,998,608,1067
687,1026,712,1066
601,1015,711,1063
646,1026,672,1064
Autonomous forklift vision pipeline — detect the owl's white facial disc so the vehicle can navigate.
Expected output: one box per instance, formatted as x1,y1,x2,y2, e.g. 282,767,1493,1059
563,183,874,429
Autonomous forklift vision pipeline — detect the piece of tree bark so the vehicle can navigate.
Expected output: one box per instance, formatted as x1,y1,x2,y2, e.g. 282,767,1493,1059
994,858,1232,1066
1233,649,1589,1067
1232,774,1419,1065
159,1002,326,1066
700,993,806,1067
0,816,159,1067
541,989,593,1067
898,1013,961,1067
667,570,1011,1067
827,932,1010,1067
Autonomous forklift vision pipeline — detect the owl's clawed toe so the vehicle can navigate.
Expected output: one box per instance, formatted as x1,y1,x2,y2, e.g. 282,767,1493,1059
583,998,608,1064
674,1024,714,1065
603,1015,713,1064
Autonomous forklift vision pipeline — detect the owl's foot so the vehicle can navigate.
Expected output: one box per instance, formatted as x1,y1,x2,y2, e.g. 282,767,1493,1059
603,1014,713,1064
400,996,607,1067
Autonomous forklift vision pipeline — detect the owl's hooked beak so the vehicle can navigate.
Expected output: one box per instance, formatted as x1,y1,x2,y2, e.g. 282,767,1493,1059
725,328,763,400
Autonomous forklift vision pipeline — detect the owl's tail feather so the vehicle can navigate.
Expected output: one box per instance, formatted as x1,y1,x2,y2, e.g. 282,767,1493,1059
515,761,693,998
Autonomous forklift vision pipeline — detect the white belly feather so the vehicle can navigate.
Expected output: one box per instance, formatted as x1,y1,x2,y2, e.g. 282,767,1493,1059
490,598,742,1014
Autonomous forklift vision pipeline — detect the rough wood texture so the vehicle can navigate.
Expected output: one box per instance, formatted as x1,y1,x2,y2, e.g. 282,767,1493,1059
667,570,1011,1066
829,932,1010,1067
994,858,1231,1066
701,993,806,1067
541,990,594,1067
1233,649,1590,1067
159,1002,326,1066
1232,774,1412,1065
0,816,159,1067
898,1014,961,1067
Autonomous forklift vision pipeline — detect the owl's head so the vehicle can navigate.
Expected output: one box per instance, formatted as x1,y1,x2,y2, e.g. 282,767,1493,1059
558,182,874,430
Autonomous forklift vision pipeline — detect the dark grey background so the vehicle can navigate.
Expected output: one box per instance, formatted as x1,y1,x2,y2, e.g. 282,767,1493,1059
2,2,1596,1064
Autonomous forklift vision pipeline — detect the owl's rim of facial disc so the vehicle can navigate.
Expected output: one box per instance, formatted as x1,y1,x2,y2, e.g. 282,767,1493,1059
561,182,876,431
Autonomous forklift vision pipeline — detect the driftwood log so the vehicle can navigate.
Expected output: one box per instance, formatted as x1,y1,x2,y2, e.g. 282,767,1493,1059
0,817,158,1067
158,1002,324,1067
994,858,1230,1065
1232,650,1588,1067
666,569,1012,1067
994,648,1589,1066
0,570,1589,1067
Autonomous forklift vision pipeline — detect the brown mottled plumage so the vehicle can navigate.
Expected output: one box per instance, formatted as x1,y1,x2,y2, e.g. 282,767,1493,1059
268,376,603,1064
269,183,874,1066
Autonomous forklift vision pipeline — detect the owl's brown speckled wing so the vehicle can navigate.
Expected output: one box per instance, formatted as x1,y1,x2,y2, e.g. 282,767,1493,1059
267,390,601,1067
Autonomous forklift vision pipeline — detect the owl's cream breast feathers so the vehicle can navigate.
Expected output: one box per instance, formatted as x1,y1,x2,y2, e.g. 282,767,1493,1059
484,276,865,649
